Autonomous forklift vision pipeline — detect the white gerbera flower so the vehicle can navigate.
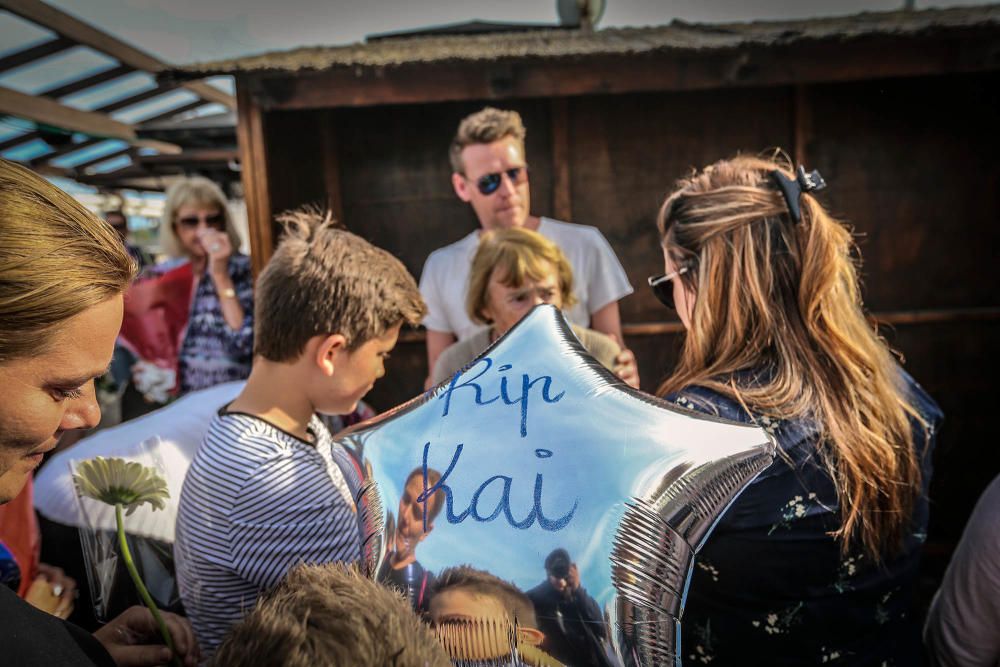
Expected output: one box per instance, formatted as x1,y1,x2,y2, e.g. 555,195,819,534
73,456,169,515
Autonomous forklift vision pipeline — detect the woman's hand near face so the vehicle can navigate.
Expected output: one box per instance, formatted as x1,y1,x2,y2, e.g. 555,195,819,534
197,228,232,277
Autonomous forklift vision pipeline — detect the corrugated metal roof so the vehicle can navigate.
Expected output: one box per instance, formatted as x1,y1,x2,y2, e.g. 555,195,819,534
168,5,1000,78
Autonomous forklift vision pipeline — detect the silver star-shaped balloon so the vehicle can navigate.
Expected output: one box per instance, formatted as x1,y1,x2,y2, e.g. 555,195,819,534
337,306,775,666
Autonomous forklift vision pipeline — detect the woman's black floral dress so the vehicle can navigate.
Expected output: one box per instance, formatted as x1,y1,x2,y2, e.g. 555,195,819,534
669,369,942,666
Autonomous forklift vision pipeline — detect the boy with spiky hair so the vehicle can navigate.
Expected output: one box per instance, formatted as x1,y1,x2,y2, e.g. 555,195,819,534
176,209,426,657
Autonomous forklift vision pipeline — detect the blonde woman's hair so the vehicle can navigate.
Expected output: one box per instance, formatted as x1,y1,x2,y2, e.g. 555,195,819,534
254,207,426,361
657,153,926,559
158,176,240,258
467,227,576,325
210,563,450,667
450,107,526,174
0,159,135,361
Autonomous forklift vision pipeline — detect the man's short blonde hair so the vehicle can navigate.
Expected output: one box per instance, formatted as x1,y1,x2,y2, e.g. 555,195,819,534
255,208,427,361
210,563,450,667
449,107,526,174
466,227,576,325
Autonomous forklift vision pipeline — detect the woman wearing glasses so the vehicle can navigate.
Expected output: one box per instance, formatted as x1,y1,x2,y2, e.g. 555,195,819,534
140,177,253,397
650,155,942,665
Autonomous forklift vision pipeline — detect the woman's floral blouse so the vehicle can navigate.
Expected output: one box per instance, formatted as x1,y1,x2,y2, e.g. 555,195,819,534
167,254,254,394
669,369,942,666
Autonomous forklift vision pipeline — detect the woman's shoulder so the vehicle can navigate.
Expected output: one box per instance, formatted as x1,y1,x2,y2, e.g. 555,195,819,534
431,329,491,385
898,367,944,429
666,383,751,424
143,256,188,276
666,377,816,454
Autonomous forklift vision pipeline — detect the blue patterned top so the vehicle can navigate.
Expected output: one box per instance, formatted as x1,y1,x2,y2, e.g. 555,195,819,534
669,368,942,666
174,254,254,394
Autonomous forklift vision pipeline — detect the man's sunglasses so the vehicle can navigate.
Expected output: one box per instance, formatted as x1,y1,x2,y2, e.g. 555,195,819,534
647,266,690,310
473,167,527,196
177,213,225,230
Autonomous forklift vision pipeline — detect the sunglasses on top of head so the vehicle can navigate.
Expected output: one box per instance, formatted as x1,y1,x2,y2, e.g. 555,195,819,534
176,212,226,230
472,167,528,196
647,265,690,311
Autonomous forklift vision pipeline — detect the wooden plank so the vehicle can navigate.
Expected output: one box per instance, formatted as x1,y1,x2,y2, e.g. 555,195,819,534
0,0,235,109
620,307,1000,337
235,79,273,276
0,84,136,140
29,100,203,167
28,136,101,165
792,85,810,166
0,130,38,152
320,119,344,223
258,31,1000,110
94,83,179,114
39,63,134,99
550,97,572,221
132,138,181,154
71,146,131,171
0,66,135,155
378,306,1000,345
0,35,74,73
137,147,238,165
132,99,205,125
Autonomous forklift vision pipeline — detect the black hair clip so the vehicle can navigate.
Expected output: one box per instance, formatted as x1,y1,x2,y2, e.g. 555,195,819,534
769,165,826,223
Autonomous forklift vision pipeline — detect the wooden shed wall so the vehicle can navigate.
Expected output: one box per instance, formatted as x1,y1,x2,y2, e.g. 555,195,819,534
252,69,999,545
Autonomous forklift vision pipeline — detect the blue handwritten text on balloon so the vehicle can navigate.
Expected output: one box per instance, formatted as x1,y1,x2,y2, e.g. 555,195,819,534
418,442,578,532
438,357,565,438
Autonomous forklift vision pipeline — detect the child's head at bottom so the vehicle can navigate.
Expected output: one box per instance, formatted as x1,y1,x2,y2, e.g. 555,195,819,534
253,208,427,415
210,563,450,667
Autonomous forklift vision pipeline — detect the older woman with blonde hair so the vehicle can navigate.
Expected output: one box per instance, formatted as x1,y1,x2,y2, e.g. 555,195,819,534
651,154,942,664
0,158,198,666
430,227,622,386
151,176,253,394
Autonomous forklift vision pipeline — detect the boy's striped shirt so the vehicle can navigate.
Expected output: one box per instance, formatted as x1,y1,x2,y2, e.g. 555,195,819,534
175,410,359,657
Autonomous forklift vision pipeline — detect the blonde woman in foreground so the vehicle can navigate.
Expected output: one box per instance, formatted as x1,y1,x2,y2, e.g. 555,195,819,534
651,155,942,665
0,159,198,666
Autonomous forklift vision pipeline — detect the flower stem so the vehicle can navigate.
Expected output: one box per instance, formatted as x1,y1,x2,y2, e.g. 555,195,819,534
115,503,181,667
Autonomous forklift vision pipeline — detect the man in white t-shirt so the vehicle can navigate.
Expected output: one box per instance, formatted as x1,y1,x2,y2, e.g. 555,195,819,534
420,107,637,387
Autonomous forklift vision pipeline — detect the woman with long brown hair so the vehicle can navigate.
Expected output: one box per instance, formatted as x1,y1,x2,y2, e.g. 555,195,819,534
652,154,942,664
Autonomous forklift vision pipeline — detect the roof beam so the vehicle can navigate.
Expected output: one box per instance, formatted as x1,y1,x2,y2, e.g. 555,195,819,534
27,136,102,166
71,145,131,172
40,63,134,99
0,65,136,155
0,35,74,73
94,83,179,115
0,84,137,141
0,131,36,153
0,0,235,109
137,147,237,165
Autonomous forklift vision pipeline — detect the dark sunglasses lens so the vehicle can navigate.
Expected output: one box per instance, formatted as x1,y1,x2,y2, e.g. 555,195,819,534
650,278,676,310
477,173,501,195
178,214,225,229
